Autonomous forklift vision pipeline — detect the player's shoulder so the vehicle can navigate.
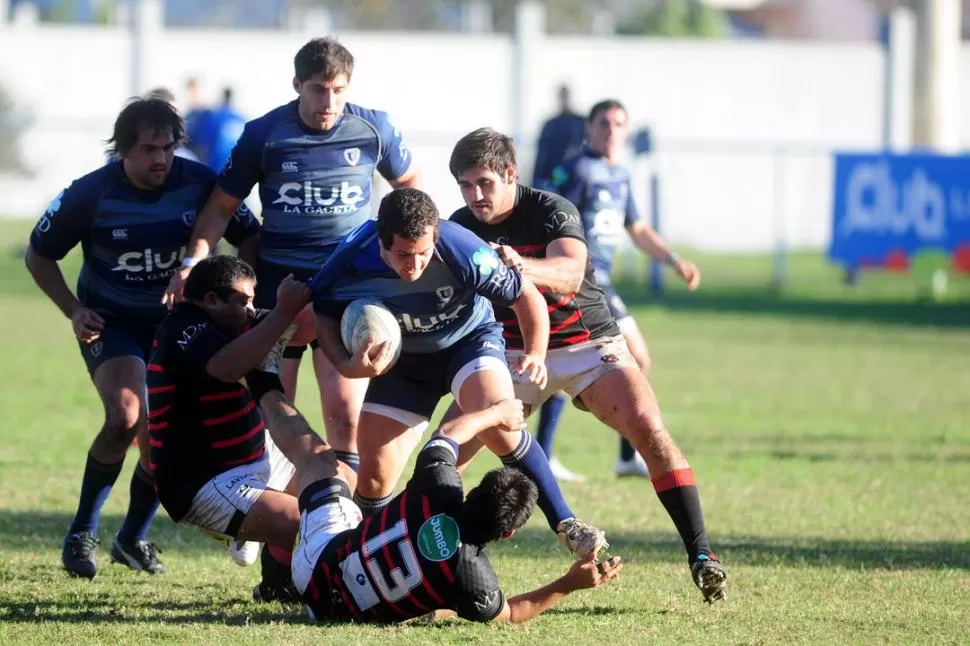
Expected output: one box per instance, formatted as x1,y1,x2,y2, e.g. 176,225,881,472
246,100,301,137
520,183,579,216
438,219,489,253
344,103,394,132
51,162,124,211
447,207,476,228
170,157,218,188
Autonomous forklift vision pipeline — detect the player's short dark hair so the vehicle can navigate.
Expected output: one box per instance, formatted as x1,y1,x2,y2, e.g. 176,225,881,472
588,99,626,123
460,467,537,547
294,37,354,82
377,188,440,249
107,97,185,156
449,127,517,179
184,255,256,302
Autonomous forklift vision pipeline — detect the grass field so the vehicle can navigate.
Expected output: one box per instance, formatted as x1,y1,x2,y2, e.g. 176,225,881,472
0,218,968,644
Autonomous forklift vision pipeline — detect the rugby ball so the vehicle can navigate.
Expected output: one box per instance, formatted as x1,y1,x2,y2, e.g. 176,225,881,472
340,298,402,369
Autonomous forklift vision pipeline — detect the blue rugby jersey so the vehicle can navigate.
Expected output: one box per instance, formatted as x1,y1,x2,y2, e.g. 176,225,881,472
219,100,412,271
310,220,521,355
550,147,641,283
29,157,259,324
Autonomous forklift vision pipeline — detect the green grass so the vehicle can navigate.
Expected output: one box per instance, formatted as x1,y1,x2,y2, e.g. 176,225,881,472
1,219,968,644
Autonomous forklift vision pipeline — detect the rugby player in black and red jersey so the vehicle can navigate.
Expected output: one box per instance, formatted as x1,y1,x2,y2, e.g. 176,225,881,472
446,128,727,605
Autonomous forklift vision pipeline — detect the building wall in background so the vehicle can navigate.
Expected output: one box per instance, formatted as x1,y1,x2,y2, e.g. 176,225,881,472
0,22,963,252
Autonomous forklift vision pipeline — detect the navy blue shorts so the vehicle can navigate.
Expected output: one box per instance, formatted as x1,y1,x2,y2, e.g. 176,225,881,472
254,259,322,309
78,315,157,376
255,259,327,359
363,323,509,423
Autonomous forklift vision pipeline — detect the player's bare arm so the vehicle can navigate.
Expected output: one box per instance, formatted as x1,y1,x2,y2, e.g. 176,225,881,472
626,220,700,290
389,164,422,189
314,313,392,379
163,187,243,307
492,237,587,295
206,276,309,382
24,246,104,343
508,280,550,388
491,554,622,623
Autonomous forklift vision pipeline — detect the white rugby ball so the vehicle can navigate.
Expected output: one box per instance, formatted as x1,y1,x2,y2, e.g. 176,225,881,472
340,298,402,369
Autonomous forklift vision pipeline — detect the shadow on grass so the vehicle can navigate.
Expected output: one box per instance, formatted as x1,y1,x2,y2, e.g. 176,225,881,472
0,598,308,626
510,527,970,571
0,511,228,553
615,282,970,329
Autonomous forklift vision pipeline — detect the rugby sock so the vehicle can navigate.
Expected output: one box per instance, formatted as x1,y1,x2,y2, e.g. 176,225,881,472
619,437,637,462
260,543,293,587
117,462,159,543
353,492,393,515
500,431,574,530
68,453,123,536
652,468,713,561
536,393,567,457
266,543,292,566
334,450,360,473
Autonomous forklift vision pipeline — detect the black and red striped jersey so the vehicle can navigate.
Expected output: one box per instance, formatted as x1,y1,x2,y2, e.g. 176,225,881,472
305,440,505,624
450,184,619,349
147,302,266,521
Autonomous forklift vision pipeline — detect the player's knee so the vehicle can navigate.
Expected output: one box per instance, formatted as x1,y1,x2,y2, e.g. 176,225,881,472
102,390,144,438
620,406,665,443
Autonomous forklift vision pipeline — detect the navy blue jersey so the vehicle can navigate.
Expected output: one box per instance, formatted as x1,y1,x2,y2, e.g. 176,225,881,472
533,112,586,186
219,100,412,271
310,220,521,354
29,158,259,324
305,439,505,624
550,148,641,281
148,303,267,521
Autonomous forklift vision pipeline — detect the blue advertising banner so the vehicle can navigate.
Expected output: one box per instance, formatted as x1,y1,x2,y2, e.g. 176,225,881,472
830,153,970,271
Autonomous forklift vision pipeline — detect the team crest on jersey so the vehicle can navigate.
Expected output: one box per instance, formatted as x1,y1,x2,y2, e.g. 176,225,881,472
344,147,361,166
417,514,461,562
89,341,103,358
435,286,454,303
181,210,196,227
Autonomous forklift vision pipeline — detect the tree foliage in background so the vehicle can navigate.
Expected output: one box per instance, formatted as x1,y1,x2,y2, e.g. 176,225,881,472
0,84,31,176
617,0,727,37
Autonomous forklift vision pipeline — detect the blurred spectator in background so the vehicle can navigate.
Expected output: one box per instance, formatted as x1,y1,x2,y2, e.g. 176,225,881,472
202,87,246,171
183,77,212,162
532,84,586,188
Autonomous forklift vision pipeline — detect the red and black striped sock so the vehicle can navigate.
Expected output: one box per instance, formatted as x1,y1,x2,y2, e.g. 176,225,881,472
652,468,713,563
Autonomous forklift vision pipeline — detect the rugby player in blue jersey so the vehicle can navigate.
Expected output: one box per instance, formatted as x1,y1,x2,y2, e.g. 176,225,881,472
542,99,701,479
25,98,260,579
447,128,726,604
309,188,608,559
166,37,421,482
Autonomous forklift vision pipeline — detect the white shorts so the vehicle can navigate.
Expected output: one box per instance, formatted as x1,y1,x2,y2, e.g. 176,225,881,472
291,493,363,595
509,335,638,408
181,434,296,537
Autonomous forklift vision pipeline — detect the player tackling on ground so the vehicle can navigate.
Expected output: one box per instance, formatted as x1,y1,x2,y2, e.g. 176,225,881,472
243,376,623,623
309,188,607,559
447,128,727,604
